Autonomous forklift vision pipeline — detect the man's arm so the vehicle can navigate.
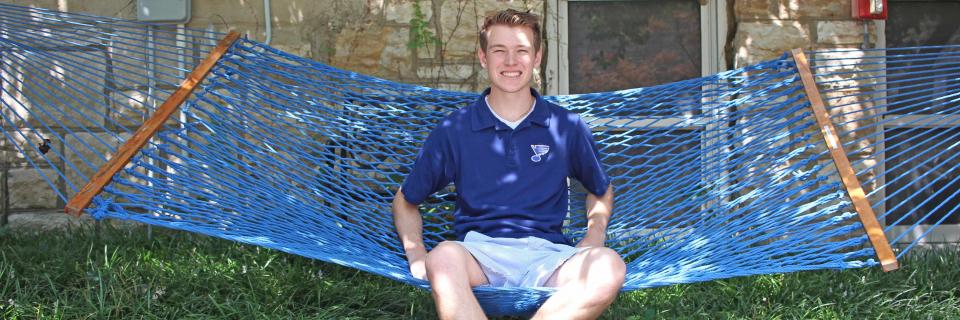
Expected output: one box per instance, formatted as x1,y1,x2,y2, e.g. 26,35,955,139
392,189,427,279
578,184,614,248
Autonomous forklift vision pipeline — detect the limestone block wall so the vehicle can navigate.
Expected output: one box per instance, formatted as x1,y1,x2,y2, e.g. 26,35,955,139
732,0,878,67
9,0,542,88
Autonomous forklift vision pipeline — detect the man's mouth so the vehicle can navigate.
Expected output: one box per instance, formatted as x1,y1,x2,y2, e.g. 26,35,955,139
500,71,522,78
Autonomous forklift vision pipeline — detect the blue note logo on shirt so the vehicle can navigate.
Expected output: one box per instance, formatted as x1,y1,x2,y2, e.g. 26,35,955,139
530,144,550,162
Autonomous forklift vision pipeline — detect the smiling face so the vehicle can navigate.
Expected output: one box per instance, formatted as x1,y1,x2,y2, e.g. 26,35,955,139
478,24,542,95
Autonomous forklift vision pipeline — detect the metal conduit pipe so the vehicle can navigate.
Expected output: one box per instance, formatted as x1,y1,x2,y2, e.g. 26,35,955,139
264,0,272,45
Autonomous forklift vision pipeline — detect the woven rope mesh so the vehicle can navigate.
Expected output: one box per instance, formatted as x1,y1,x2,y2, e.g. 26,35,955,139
1,3,958,315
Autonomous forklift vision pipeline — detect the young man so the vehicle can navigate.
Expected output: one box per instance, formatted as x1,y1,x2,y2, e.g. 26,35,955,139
392,9,625,320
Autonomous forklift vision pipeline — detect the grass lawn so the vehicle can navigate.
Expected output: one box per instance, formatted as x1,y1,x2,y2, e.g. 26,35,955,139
1,224,958,319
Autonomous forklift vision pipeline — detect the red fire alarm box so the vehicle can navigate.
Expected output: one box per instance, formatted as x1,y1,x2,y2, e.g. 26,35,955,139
852,0,887,20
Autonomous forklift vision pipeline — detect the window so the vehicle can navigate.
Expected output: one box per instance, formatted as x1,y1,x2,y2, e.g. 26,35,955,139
882,0,960,244
566,1,701,93
545,0,726,94
545,0,727,239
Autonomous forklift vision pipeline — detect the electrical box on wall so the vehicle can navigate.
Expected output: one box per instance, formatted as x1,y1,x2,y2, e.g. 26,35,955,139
852,0,887,20
137,0,191,23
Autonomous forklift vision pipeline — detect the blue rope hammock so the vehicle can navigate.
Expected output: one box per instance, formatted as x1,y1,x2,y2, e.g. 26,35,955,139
1,3,957,315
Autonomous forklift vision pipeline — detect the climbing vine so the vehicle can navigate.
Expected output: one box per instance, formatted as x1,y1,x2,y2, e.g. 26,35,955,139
407,0,440,50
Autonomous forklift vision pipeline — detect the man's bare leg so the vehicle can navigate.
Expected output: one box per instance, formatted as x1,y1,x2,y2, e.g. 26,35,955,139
532,247,626,320
425,241,489,320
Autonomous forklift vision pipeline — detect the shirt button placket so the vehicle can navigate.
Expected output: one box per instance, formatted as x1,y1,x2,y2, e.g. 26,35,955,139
505,131,517,168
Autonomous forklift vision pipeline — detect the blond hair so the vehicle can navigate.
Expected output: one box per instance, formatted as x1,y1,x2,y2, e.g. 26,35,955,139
479,9,542,52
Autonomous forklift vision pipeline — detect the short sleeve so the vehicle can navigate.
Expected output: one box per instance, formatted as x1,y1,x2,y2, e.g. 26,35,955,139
401,126,455,204
570,116,611,196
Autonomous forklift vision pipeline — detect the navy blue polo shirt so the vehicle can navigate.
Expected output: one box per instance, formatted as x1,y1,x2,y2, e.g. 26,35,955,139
401,88,610,245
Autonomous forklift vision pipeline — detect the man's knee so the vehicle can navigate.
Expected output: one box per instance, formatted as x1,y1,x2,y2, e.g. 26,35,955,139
588,247,626,277
425,241,470,276
583,247,626,300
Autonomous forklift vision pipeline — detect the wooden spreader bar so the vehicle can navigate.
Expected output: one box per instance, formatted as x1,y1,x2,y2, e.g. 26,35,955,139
791,49,899,272
65,31,241,217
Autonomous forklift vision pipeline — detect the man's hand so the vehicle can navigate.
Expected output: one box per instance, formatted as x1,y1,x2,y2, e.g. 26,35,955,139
408,253,427,280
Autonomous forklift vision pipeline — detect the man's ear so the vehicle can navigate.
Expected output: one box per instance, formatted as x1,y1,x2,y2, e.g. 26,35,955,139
477,47,487,69
534,47,543,67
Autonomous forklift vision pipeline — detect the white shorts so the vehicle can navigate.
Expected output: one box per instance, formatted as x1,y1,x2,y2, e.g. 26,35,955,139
457,231,585,288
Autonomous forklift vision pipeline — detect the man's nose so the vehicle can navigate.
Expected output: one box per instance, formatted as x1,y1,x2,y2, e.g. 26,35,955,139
506,52,518,65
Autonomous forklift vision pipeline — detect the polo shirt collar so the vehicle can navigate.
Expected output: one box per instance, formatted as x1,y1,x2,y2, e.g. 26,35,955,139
471,87,551,131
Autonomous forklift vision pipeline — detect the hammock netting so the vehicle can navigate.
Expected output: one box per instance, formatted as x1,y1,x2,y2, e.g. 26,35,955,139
1,3,958,315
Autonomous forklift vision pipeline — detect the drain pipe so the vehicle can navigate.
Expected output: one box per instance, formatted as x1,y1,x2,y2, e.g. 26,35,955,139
1,163,8,227
264,0,272,44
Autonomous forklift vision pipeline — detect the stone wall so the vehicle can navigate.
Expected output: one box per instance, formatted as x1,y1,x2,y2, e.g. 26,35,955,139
731,0,878,67
9,0,542,90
